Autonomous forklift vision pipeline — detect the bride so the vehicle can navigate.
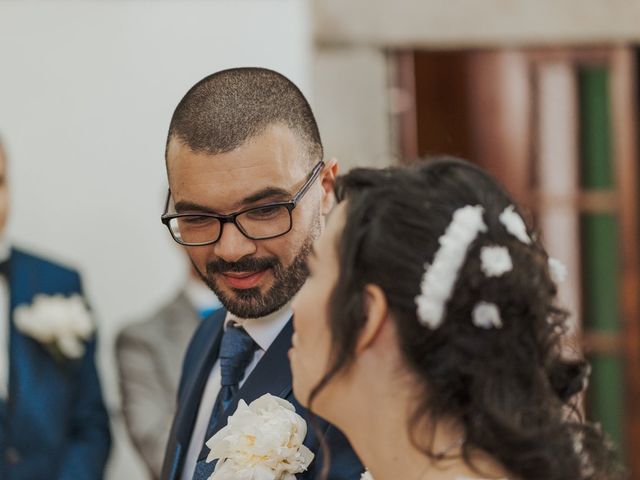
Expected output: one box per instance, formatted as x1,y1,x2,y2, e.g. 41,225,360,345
289,158,620,480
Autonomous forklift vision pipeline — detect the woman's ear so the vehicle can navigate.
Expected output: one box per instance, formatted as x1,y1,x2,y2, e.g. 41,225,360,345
356,284,388,353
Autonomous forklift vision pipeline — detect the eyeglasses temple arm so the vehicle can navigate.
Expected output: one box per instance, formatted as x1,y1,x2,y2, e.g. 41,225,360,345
291,160,325,204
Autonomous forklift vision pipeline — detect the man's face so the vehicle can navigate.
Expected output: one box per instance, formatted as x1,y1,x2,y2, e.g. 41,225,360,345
166,124,335,318
0,147,9,236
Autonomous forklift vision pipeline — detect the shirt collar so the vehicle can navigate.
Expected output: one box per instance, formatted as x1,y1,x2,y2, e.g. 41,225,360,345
224,301,293,351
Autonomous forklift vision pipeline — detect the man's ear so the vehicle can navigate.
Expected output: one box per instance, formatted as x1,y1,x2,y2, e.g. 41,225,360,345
320,158,338,215
356,284,388,354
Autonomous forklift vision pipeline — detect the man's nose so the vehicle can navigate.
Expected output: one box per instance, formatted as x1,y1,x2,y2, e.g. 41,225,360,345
212,222,258,263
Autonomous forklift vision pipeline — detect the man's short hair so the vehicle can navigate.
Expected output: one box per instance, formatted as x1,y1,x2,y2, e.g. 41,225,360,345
166,68,323,165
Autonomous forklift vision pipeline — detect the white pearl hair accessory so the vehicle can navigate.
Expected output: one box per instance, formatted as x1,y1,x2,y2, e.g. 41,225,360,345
499,205,531,245
415,205,487,329
548,257,568,283
480,245,513,277
472,302,503,329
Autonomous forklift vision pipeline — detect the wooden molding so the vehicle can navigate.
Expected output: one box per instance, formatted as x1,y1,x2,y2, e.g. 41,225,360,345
532,190,618,213
609,46,640,477
314,0,640,48
582,330,623,356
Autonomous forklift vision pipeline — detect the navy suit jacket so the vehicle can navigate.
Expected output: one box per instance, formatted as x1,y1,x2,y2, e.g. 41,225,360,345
0,248,111,480
161,308,363,480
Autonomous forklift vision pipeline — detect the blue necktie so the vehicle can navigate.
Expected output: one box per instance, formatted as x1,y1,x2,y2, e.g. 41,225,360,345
192,323,258,480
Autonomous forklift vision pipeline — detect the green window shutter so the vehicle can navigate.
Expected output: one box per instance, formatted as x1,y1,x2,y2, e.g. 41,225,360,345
579,65,624,458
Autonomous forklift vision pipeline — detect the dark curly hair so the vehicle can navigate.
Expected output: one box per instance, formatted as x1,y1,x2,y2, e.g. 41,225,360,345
309,157,621,480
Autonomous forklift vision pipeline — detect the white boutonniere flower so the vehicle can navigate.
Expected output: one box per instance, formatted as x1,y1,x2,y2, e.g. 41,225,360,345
205,393,314,480
14,294,94,360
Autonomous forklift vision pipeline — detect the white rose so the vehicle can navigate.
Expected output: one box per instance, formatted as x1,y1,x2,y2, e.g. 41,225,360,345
14,294,94,359
206,394,314,480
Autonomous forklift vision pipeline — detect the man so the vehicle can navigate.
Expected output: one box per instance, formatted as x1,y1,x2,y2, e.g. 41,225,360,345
0,137,111,479
116,262,222,479
160,68,363,480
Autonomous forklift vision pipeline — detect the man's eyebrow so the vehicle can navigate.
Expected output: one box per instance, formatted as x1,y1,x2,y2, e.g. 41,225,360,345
173,187,292,214
174,201,216,214
240,187,291,205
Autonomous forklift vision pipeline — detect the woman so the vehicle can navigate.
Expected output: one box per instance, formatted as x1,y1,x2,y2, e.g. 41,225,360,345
289,158,620,480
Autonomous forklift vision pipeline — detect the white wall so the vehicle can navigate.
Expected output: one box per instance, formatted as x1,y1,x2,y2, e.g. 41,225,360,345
314,47,393,171
0,1,312,477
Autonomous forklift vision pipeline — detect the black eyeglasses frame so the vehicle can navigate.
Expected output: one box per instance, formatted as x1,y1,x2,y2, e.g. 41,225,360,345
160,160,325,246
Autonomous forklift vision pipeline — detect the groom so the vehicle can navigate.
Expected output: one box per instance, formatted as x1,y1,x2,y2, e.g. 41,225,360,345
160,68,362,479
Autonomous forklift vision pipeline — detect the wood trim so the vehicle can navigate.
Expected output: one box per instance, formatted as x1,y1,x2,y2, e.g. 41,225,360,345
582,330,624,356
467,50,533,208
314,1,640,49
392,51,419,163
533,58,582,334
580,190,619,212
526,47,612,66
531,190,618,213
610,46,640,477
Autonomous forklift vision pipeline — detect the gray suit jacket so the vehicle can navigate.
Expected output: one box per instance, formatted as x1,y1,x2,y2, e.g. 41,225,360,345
116,291,200,480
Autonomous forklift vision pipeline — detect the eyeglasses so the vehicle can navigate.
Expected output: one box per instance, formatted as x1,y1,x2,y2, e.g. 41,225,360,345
161,160,325,246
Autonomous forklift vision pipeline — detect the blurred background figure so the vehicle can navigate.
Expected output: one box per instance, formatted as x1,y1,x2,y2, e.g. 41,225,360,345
116,259,221,480
0,137,111,479
0,2,311,477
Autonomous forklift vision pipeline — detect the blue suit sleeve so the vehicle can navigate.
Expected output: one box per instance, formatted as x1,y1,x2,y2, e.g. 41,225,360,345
55,273,112,480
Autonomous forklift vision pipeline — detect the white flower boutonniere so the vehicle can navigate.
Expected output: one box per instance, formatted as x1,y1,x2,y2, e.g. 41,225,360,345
205,393,314,480
14,294,94,360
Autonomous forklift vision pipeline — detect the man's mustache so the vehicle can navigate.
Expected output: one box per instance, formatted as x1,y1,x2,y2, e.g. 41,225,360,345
206,256,279,275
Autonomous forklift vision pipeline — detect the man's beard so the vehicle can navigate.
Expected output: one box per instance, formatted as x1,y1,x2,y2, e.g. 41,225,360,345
194,219,319,318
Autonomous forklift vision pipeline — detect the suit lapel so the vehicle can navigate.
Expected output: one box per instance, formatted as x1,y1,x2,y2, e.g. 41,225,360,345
8,248,36,314
7,250,35,412
212,317,294,436
174,309,226,444
164,309,226,479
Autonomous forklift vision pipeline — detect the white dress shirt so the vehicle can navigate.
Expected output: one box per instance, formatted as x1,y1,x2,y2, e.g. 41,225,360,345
0,239,12,400
180,301,293,480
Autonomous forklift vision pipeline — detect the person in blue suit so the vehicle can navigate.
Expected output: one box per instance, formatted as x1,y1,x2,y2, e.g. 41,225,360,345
0,138,111,479
160,68,363,480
